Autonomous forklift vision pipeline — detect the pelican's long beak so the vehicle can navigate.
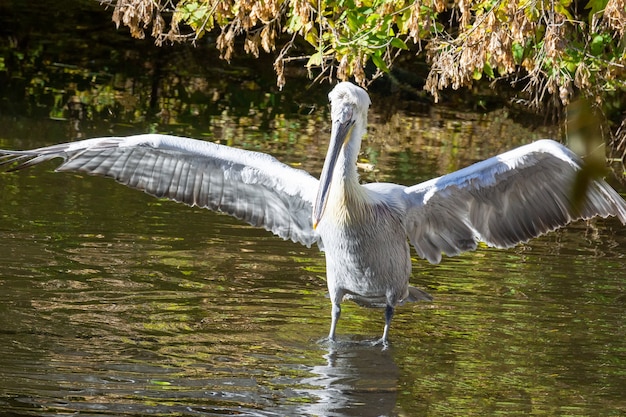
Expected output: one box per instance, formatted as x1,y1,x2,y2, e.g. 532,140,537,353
312,114,354,229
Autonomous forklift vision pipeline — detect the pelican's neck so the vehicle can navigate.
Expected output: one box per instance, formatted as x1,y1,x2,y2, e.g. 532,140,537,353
330,126,366,206
339,140,360,187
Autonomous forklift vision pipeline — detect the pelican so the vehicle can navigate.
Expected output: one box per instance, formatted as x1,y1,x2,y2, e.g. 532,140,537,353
1,82,625,345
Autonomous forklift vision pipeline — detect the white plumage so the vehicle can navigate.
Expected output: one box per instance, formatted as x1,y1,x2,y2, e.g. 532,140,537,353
2,82,625,344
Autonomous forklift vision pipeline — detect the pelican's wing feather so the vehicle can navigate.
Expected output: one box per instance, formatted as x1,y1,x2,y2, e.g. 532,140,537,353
0,134,320,247
403,139,626,264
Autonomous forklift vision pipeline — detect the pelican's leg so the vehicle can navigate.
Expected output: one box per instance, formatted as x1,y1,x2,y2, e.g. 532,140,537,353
328,302,341,341
327,281,343,342
381,304,394,345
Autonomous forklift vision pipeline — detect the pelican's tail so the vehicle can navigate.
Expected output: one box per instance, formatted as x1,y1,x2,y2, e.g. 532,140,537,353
343,285,433,308
403,286,433,303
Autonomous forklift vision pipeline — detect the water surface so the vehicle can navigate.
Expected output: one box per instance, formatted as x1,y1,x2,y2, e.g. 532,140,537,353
1,111,625,416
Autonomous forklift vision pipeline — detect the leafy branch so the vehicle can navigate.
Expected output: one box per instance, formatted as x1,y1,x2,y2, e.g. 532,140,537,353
100,0,626,113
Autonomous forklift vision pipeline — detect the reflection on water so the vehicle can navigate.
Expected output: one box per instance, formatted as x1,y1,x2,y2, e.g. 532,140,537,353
300,343,399,417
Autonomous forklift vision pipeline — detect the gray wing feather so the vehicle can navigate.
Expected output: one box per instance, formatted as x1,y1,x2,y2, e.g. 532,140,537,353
404,139,626,264
0,134,320,247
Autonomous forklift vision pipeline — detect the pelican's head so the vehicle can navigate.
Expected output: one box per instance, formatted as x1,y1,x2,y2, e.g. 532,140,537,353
312,82,371,229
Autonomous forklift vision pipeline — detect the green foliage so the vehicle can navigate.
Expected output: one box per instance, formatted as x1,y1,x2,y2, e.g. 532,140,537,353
107,0,626,113
175,1,212,32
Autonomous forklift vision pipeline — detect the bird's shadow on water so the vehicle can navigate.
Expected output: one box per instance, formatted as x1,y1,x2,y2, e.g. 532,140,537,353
296,338,400,417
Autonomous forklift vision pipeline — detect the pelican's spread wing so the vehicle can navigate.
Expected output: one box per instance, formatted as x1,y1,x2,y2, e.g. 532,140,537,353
404,139,626,264
0,134,320,247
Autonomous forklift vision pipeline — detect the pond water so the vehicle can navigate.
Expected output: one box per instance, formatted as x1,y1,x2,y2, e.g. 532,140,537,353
1,2,626,416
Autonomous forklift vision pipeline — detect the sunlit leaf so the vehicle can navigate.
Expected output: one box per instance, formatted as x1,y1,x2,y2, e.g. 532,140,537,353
304,27,319,46
585,0,609,23
553,0,574,20
390,37,408,50
370,52,389,72
483,61,494,79
590,34,606,56
307,51,323,67
346,12,362,32
512,42,524,64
